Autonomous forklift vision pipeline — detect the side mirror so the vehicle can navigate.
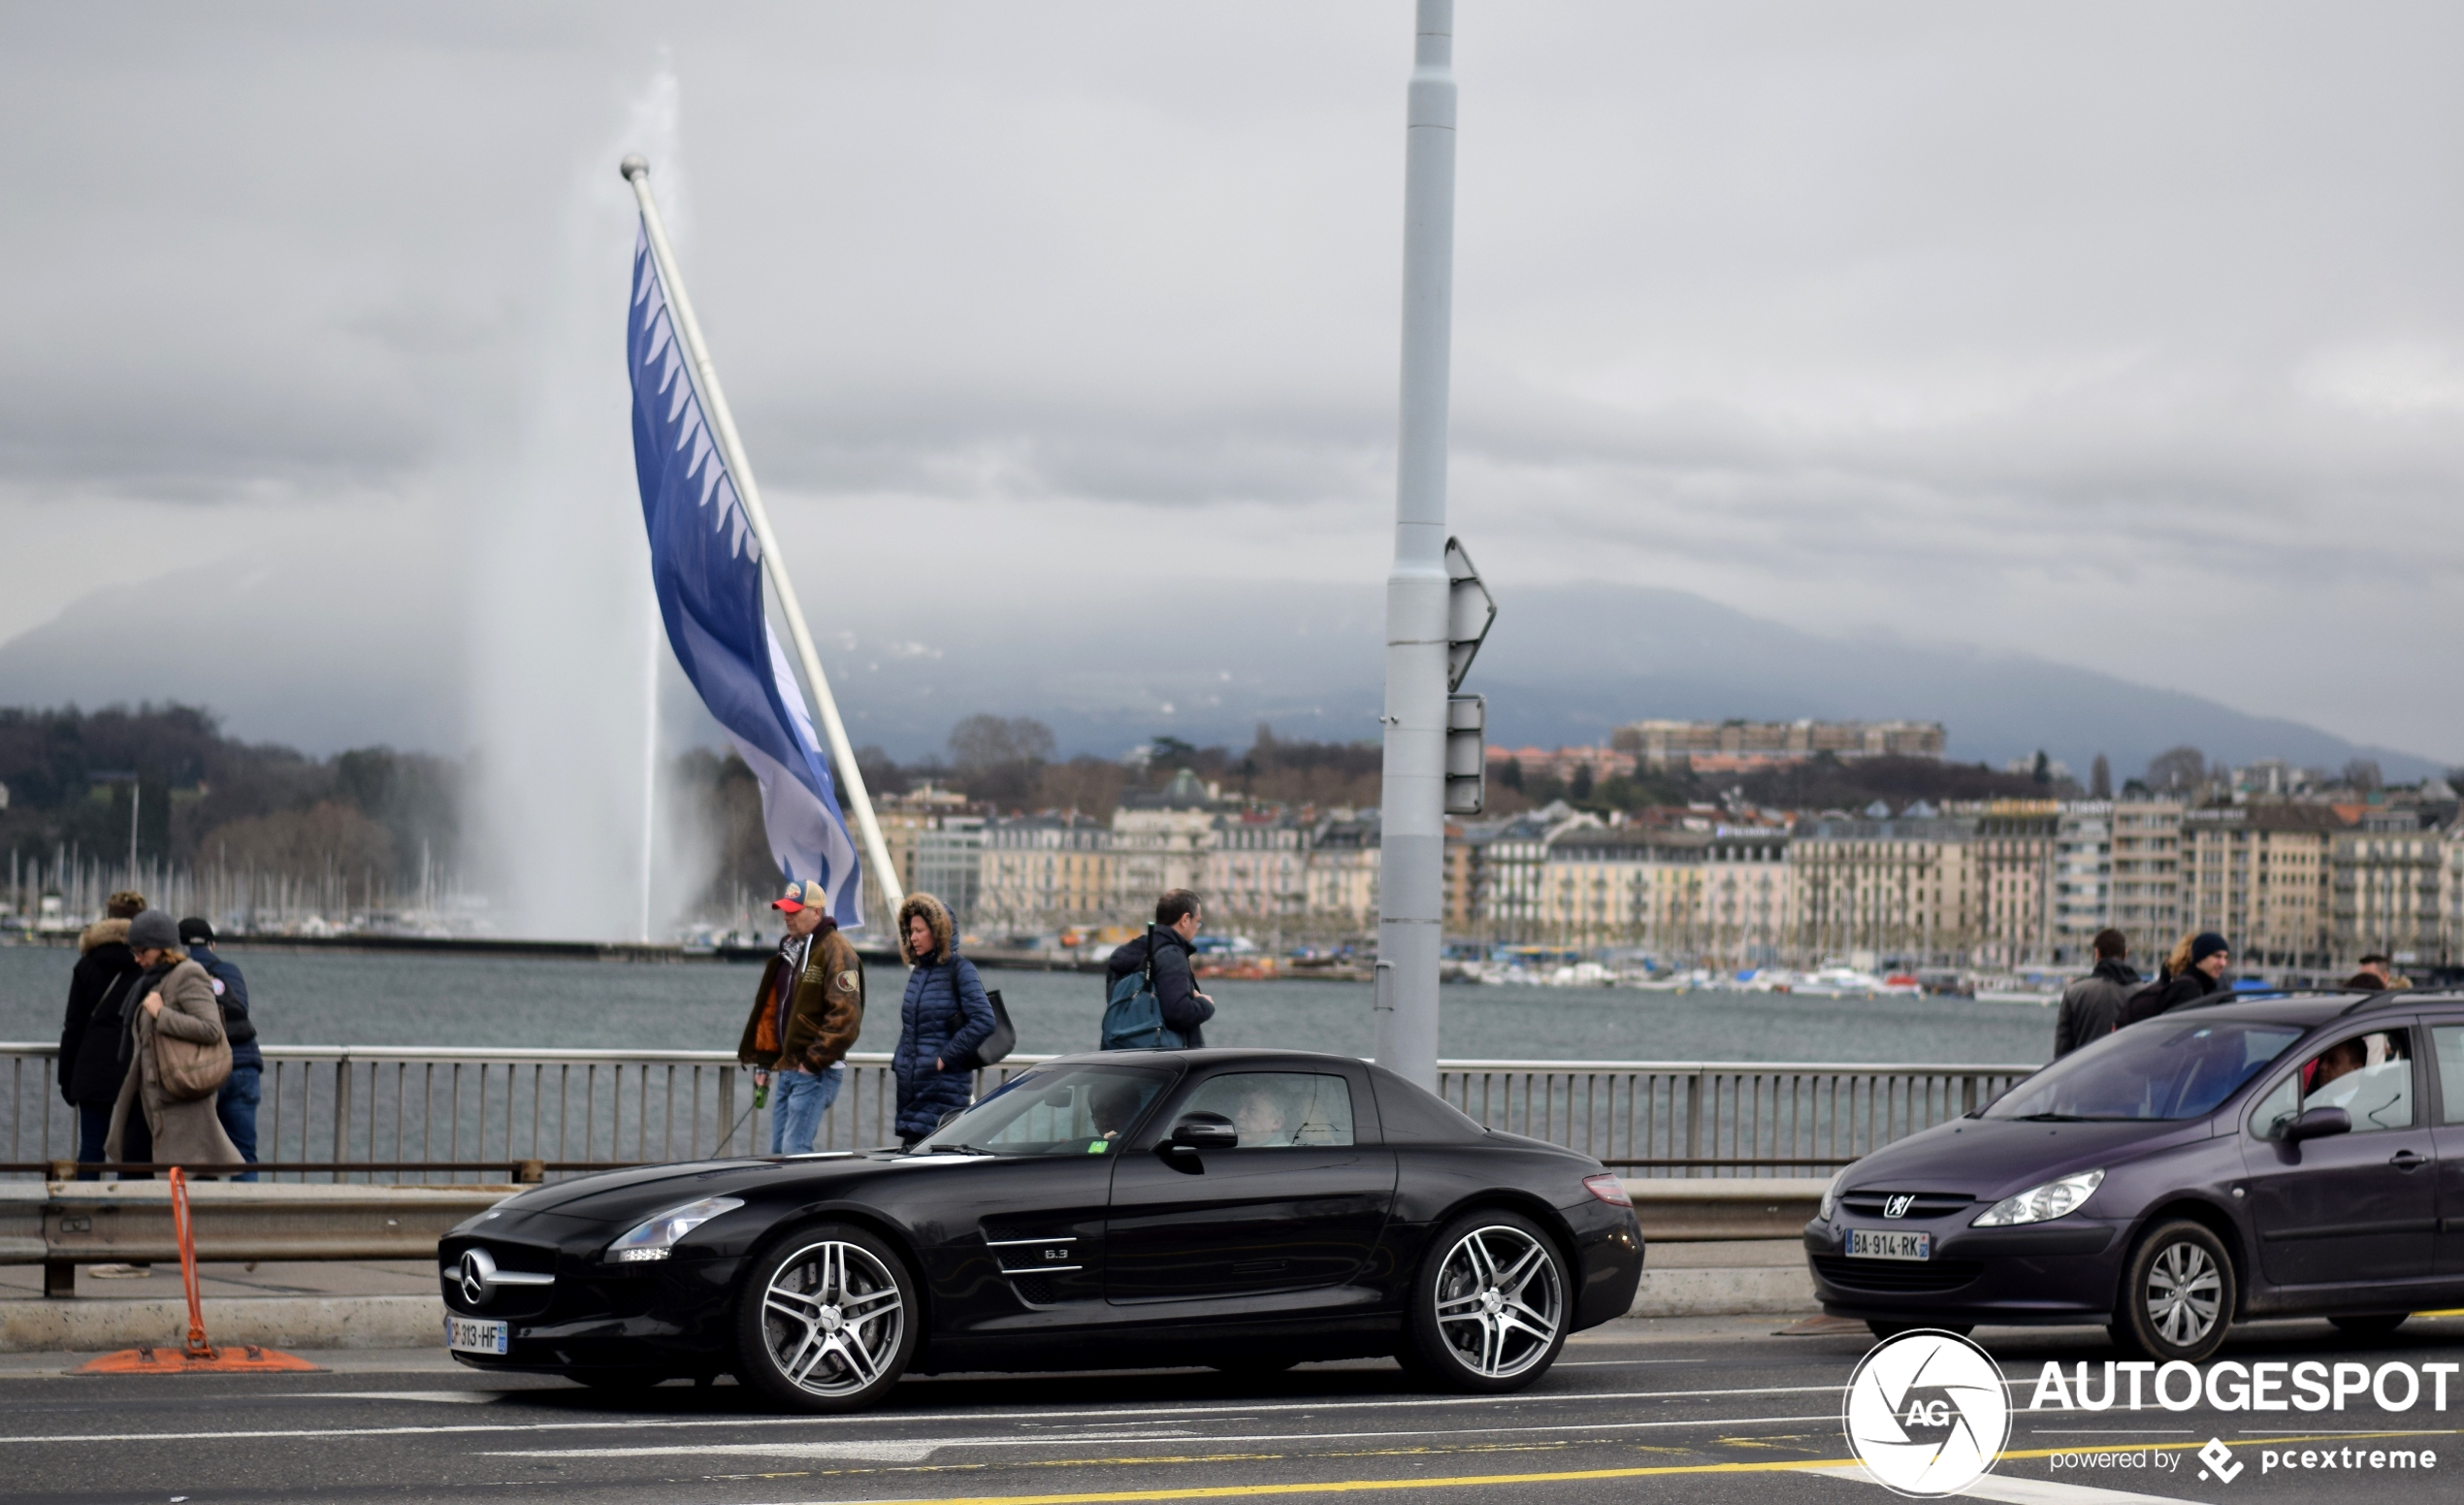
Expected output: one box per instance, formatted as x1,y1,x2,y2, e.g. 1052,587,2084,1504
2284,1105,2351,1145
1166,1112,1239,1153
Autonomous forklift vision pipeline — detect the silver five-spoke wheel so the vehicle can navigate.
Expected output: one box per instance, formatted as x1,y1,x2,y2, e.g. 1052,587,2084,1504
1430,1224,1564,1380
760,1240,906,1397
2143,1238,2220,1348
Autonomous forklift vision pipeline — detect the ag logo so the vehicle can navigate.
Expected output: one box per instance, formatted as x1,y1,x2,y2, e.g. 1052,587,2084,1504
1883,1194,1915,1219
1842,1328,2011,1496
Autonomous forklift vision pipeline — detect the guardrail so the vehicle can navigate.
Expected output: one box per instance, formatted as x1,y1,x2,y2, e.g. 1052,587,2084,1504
1,1044,2034,1184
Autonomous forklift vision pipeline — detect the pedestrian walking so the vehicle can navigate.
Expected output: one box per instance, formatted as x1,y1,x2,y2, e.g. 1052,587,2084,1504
2054,929,2136,1057
890,892,995,1148
179,918,261,1181
58,890,146,1180
104,909,241,1177
736,880,865,1156
1102,889,1216,1050
2121,932,2229,1027
2343,953,2395,990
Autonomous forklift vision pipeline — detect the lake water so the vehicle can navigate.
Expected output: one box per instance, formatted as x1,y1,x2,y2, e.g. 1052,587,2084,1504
0,942,2053,1065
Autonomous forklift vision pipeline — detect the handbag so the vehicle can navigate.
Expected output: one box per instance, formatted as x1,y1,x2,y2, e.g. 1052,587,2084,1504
154,1015,234,1103
943,959,1015,1072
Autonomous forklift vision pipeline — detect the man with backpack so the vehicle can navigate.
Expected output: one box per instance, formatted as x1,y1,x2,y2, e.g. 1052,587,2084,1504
2054,929,2136,1056
1101,889,1216,1050
2120,932,2231,1028
180,918,261,1181
736,880,864,1156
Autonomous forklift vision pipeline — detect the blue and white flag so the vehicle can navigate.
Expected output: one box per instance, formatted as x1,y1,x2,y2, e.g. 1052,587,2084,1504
627,226,864,929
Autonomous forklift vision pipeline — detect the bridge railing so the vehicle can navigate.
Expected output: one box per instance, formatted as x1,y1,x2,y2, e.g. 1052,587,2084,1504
0,1045,2036,1182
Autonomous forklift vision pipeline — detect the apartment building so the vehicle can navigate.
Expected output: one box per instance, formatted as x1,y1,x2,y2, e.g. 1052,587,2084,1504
2180,803,2344,968
1110,769,1216,909
2108,802,2184,956
2048,802,2113,965
1613,719,1946,769
1305,811,1381,929
2333,810,2442,967
976,814,1113,932
914,815,986,924
1475,805,1600,941
1973,802,2059,969
1787,816,1977,965
1538,827,1709,950
1206,810,1308,922
1697,831,1791,966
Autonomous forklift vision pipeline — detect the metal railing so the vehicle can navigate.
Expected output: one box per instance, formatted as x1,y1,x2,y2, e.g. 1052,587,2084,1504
2,1045,2035,1183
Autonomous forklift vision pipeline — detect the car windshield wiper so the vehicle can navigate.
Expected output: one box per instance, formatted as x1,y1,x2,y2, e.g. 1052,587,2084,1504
926,1142,993,1156
2009,1112,2136,1122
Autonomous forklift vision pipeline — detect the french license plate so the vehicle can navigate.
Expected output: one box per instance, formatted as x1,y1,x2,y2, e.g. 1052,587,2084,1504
1847,1228,1931,1261
445,1316,509,1356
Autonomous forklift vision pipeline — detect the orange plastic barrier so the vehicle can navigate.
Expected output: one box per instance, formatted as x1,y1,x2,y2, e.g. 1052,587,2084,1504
77,1167,321,1375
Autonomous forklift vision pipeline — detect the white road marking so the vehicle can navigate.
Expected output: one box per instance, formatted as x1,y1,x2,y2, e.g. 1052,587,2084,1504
1811,1461,2183,1503
273,1391,505,1405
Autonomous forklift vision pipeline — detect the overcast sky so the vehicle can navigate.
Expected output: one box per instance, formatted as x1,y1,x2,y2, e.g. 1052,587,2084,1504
5,2,2464,763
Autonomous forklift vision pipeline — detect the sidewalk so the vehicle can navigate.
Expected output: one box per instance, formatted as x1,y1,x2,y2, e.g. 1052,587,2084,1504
0,1259,444,1354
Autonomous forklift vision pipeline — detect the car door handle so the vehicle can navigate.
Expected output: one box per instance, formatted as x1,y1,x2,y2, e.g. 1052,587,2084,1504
2388,1150,2429,1171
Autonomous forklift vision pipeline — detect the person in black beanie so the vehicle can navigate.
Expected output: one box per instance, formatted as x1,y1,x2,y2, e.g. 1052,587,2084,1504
180,919,261,1181
2124,931,2231,1027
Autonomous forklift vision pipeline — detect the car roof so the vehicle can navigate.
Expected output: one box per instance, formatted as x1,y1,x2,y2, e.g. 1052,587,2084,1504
1030,1047,1373,1070
2171,989,2464,1029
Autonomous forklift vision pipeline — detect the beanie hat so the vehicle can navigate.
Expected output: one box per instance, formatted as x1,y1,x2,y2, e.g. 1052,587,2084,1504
2190,932,2230,965
126,909,181,952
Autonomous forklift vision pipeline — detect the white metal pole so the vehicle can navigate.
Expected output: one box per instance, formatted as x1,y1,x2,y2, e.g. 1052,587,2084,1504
638,604,659,945
1373,0,1457,1091
621,156,905,918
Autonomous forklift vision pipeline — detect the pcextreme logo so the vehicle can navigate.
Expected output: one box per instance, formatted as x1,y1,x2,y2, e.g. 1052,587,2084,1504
1842,1329,2013,1496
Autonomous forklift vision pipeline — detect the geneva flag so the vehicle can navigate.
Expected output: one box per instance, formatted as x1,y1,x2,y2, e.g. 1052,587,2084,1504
627,226,864,929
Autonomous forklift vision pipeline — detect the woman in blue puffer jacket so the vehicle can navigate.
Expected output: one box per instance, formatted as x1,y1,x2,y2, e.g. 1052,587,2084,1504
892,892,996,1146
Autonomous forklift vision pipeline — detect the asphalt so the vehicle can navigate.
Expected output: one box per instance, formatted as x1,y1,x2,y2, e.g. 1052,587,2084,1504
0,1314,2459,1505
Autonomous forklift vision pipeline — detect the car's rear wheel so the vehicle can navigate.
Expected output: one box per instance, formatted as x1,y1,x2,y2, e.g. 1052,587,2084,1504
2329,1313,2409,1337
733,1223,918,1413
1866,1321,1972,1340
2110,1220,2235,1363
1403,1210,1569,1392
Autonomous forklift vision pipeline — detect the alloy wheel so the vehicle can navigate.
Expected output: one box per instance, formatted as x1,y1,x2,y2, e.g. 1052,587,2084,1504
2143,1239,2221,1348
760,1240,906,1397
1431,1224,1564,1379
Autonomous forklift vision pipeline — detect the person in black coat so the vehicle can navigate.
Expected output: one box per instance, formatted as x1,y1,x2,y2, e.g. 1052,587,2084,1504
2054,929,2137,1057
57,891,149,1175
1103,888,1216,1049
2122,932,2230,1028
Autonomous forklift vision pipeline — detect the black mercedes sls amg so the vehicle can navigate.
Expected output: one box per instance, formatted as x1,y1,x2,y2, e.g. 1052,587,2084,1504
438,1048,1644,1411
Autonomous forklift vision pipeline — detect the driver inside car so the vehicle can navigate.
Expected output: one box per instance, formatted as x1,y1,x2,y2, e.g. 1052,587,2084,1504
2296,1031,2412,1130
1233,1086,1293,1146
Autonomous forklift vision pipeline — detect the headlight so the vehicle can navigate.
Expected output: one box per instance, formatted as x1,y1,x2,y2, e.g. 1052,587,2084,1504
605,1195,743,1262
1819,1177,1840,1223
1971,1170,2103,1227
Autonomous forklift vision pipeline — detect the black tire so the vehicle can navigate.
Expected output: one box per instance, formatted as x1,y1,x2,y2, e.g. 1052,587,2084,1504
732,1222,919,1414
1403,1209,1570,1393
1866,1321,1972,1340
2110,1220,2236,1363
2329,1314,2410,1337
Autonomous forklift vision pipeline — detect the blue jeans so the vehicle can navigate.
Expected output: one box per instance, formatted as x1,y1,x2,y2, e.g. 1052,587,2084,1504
769,1064,843,1156
78,1099,148,1180
217,1065,261,1182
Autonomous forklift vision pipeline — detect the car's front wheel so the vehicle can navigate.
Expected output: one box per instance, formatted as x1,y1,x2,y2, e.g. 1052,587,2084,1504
1403,1210,1569,1392
734,1223,918,1413
2110,1220,2236,1363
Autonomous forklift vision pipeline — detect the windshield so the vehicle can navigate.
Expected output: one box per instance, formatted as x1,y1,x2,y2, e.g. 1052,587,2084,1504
1985,1020,2306,1123
913,1063,1174,1158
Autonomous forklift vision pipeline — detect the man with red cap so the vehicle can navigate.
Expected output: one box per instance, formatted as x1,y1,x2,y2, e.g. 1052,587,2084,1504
735,881,865,1154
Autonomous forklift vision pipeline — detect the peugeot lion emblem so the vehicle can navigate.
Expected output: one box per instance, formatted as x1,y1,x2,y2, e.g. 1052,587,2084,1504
1883,1194,1916,1220
458,1248,498,1306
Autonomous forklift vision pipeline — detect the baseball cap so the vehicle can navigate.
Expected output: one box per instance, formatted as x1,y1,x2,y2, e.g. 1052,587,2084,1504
178,917,216,946
772,880,825,913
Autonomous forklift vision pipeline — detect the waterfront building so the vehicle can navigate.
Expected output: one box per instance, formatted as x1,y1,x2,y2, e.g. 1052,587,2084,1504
1443,820,1476,932
2049,802,2113,965
1475,803,1599,942
1205,809,1308,923
915,814,987,925
1110,769,1216,911
1972,802,2059,969
976,813,1112,932
1483,745,1636,784
1613,719,1945,771
2108,801,2185,955
859,784,974,930
1786,815,1977,966
2331,809,2441,970
1305,810,1382,931
1695,830,1791,966
1538,827,1709,951
2180,803,2344,969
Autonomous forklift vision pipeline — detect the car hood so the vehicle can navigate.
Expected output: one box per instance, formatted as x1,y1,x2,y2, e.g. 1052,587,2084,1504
482,1151,934,1222
1838,1115,2215,1202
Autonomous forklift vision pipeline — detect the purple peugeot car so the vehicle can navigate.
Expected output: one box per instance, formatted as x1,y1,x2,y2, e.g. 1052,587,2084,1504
1804,991,2464,1362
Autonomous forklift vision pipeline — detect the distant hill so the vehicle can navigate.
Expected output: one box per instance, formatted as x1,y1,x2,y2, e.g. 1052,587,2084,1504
0,563,2440,784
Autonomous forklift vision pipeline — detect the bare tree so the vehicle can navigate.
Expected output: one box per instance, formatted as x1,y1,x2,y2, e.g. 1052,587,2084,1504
2090,753,2111,800
2144,746,2207,794
948,714,1055,773
2341,758,2383,793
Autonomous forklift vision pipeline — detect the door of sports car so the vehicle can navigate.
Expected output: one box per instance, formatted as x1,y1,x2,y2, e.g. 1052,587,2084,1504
2240,1021,2437,1287
1105,1066,1398,1303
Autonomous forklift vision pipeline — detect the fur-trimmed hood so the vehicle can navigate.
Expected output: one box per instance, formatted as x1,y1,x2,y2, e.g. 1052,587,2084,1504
894,892,956,965
79,918,130,955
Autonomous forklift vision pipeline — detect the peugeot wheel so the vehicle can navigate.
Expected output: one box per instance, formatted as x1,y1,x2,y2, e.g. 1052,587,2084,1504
1404,1209,1569,1392
734,1223,918,1413
2110,1220,2235,1363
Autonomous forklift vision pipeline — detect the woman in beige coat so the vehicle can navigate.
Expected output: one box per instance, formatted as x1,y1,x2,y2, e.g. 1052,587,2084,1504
106,910,241,1171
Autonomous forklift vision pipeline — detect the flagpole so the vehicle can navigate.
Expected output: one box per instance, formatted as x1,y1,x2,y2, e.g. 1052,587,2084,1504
620,155,905,918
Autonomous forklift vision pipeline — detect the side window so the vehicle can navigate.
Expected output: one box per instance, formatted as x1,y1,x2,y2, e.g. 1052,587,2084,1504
2435,1026,2464,1126
2290,1029,2415,1132
1180,1073,1356,1148
2250,1073,2301,1141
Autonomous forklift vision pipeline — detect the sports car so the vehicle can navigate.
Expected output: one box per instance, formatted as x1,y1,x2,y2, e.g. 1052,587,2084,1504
438,1047,1645,1411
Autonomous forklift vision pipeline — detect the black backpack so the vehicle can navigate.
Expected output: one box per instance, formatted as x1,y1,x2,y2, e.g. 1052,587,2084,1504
2118,978,2173,1029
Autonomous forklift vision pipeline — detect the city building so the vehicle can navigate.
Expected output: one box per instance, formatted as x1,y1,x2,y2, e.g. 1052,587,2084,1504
1110,769,1216,910
1304,810,1381,930
2108,801,2185,957
1971,802,2059,969
2332,809,2441,970
1205,810,1308,924
976,813,1113,932
1613,719,1946,771
1538,827,1708,950
914,814,987,925
2048,802,2113,965
1697,830,1791,967
1786,815,1977,966
2180,803,2345,970
1475,804,1599,941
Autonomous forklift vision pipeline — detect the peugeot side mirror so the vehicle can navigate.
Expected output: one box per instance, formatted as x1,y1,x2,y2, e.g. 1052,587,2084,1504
2283,1105,2351,1144
1166,1112,1238,1153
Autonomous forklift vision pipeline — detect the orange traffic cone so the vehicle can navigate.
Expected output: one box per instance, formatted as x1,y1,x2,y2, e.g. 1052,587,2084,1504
78,1166,321,1374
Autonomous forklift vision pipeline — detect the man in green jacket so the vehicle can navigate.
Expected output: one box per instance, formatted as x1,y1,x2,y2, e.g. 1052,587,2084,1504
736,881,864,1154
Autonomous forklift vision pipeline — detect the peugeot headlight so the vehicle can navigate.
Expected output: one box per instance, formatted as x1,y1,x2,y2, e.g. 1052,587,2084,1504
1819,1177,1841,1223
1971,1170,2103,1227
605,1196,743,1262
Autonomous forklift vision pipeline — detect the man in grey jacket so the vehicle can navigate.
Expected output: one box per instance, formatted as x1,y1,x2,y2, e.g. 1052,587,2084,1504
2055,929,2137,1056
